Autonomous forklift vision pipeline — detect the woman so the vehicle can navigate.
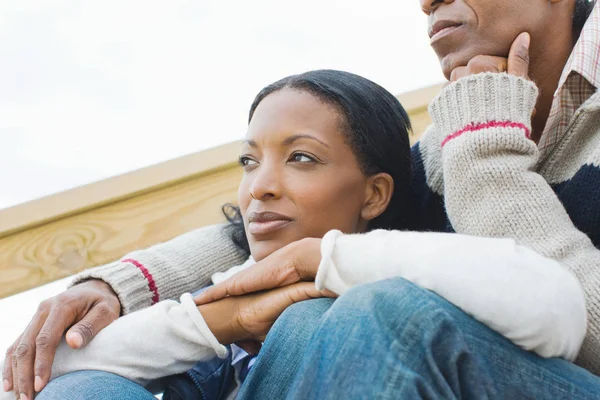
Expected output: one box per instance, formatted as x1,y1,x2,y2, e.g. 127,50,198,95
3,69,583,400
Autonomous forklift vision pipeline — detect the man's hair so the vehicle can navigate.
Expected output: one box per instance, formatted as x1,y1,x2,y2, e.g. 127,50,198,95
574,0,595,32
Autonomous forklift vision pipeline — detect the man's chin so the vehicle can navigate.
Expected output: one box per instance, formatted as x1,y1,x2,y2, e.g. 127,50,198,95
439,52,473,80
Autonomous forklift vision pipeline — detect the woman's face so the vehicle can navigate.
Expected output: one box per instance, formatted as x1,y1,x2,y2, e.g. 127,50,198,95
238,88,376,261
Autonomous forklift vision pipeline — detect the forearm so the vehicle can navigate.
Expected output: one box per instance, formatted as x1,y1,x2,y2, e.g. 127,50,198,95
71,224,247,314
431,73,600,368
47,294,228,386
316,229,586,360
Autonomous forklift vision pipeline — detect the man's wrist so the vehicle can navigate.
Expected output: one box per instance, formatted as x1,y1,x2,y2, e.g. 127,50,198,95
81,279,122,316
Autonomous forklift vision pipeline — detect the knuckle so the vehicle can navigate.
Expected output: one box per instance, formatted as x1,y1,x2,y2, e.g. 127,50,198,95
35,330,54,350
96,302,118,321
37,299,52,313
14,343,31,359
75,320,95,341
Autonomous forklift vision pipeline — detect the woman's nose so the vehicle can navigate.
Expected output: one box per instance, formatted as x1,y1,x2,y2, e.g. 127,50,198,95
420,0,454,14
249,163,283,201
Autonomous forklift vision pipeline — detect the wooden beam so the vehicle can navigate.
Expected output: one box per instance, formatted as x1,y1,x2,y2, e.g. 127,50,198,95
0,83,442,298
0,141,243,239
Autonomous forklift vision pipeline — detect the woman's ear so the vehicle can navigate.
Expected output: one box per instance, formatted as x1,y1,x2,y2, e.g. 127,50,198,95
361,173,394,222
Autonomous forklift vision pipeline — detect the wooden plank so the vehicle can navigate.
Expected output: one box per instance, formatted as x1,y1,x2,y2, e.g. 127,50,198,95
0,141,243,239
0,83,442,298
0,167,242,299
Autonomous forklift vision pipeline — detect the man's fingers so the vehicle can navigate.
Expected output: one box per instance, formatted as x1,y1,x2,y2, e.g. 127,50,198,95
450,66,468,82
508,32,531,77
14,310,49,400
32,308,76,393
65,302,119,349
3,337,19,392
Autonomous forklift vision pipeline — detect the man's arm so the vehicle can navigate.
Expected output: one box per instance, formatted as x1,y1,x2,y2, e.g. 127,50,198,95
3,222,245,398
432,72,600,373
72,223,247,315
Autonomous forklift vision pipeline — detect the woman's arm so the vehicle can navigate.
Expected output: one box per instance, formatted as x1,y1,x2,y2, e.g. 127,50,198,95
197,227,586,361
315,229,586,361
41,295,228,387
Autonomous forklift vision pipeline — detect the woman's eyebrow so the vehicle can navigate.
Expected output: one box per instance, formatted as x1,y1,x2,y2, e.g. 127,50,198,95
242,140,257,147
282,134,330,148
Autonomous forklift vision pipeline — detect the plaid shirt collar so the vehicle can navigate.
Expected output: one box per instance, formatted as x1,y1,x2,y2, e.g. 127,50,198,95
557,1,600,91
539,2,600,151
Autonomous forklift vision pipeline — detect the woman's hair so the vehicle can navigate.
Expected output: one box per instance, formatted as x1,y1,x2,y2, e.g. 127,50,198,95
574,0,595,33
224,69,412,256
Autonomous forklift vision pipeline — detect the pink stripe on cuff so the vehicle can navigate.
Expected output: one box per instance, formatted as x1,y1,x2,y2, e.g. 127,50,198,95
442,120,531,147
122,258,160,304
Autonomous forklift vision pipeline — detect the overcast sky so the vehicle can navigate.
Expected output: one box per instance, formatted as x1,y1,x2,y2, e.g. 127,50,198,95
0,0,444,210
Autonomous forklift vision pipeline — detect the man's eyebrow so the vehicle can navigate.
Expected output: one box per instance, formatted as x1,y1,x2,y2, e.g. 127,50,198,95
242,139,257,147
282,134,330,148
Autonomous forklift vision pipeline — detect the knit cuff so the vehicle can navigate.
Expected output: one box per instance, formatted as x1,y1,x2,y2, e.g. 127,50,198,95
70,261,154,315
429,73,539,145
315,230,346,295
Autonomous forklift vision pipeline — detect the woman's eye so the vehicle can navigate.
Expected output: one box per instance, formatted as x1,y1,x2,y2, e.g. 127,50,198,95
239,156,258,167
290,153,315,163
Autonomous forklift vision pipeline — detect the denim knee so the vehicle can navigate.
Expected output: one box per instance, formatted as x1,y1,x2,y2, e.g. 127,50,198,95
274,298,334,330
325,278,462,342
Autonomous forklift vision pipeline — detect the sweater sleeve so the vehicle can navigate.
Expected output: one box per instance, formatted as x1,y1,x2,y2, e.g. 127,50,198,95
429,72,600,373
315,229,586,361
70,224,247,314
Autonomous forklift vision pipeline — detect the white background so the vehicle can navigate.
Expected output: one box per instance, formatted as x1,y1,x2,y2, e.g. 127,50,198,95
0,0,443,357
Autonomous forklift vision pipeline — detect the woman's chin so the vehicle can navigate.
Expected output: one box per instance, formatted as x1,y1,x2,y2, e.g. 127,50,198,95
249,239,294,262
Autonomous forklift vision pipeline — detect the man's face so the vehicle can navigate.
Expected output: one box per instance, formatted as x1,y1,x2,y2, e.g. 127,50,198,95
420,0,553,79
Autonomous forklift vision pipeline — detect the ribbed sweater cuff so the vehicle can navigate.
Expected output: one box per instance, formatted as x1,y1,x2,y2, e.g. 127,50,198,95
70,261,154,315
429,73,539,143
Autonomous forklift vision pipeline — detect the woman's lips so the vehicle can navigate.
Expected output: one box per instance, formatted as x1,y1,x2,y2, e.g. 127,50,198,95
248,220,292,235
430,24,463,45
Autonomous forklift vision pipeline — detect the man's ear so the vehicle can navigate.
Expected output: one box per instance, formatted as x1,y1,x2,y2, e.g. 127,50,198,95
361,173,394,222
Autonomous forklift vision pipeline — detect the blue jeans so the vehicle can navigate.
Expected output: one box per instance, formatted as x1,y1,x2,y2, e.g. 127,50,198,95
38,279,600,399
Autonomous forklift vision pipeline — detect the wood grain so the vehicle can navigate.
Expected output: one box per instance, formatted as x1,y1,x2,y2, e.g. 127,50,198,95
0,167,242,299
0,84,440,298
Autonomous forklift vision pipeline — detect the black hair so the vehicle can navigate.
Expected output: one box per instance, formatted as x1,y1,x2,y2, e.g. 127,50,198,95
573,0,595,33
223,69,412,257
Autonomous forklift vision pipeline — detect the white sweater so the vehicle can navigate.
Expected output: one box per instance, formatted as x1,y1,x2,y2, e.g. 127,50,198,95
0,228,586,400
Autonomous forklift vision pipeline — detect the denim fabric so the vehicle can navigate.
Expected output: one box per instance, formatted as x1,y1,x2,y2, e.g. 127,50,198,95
36,370,156,400
37,278,600,399
236,298,335,399
239,278,600,400
161,349,235,400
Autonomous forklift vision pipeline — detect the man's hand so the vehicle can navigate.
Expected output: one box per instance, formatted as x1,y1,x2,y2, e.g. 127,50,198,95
197,282,334,345
3,280,120,399
194,238,323,306
450,32,530,81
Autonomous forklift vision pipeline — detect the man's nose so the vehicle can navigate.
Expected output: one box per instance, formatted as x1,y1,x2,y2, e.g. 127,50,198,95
420,0,455,14
249,163,283,201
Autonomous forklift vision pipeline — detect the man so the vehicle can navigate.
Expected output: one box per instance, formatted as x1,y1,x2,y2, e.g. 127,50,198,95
4,0,600,398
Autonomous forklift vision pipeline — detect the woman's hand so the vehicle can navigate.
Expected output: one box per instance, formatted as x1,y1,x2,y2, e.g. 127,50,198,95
3,280,121,399
194,238,323,306
449,32,530,81
197,281,334,346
